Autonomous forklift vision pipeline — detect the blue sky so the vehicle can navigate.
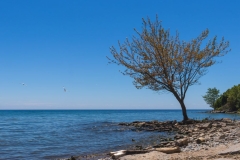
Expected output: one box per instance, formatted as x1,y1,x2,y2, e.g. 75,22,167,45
0,0,239,109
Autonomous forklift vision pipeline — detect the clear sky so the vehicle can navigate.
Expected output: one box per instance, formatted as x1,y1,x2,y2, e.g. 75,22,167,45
0,0,239,110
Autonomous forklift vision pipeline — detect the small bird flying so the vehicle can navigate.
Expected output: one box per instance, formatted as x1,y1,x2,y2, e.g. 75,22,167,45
21,83,27,86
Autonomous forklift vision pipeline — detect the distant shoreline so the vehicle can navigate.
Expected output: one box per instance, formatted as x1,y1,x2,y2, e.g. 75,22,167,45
205,110,240,114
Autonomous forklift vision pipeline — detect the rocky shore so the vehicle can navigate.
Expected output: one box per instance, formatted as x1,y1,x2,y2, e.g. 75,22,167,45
206,110,239,114
65,118,240,160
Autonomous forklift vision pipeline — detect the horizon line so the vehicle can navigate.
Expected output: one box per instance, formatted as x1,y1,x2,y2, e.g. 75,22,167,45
0,108,212,110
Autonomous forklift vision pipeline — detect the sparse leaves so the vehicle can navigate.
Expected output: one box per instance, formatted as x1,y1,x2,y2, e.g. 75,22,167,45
108,16,230,120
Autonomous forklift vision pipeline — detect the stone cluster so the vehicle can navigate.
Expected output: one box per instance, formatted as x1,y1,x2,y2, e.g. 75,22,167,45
119,118,240,153
66,118,240,160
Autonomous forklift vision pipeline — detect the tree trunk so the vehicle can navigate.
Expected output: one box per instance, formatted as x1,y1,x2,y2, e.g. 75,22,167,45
171,90,189,121
179,99,189,121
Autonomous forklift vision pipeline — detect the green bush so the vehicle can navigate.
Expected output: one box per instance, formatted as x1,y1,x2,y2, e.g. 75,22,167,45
214,84,240,111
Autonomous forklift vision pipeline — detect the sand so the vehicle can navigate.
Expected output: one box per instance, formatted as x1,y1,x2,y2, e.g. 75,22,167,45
119,143,240,160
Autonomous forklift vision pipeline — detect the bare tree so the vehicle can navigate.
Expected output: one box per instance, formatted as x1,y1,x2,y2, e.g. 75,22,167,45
108,17,230,120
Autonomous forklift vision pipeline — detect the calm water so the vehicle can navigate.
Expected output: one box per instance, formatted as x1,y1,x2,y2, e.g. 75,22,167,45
0,110,240,159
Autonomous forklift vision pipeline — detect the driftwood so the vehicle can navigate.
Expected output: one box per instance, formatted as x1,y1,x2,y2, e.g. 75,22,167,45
110,149,150,159
110,150,126,159
156,147,181,154
126,150,149,155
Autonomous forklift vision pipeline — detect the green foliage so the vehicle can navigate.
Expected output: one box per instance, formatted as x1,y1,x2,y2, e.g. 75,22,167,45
203,87,220,108
214,84,240,111
214,94,227,109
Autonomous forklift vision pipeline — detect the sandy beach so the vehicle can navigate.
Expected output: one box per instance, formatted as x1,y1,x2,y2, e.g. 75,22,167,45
119,144,240,160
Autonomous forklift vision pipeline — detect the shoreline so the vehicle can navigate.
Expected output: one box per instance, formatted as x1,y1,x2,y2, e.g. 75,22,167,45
205,110,240,114
65,118,240,160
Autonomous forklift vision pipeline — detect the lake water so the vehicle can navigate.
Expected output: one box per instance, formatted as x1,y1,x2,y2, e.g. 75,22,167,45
1,110,240,159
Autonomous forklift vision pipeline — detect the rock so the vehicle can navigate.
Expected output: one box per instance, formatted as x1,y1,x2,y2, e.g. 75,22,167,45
235,121,240,125
220,122,227,127
165,143,172,147
212,123,222,128
209,127,217,133
69,156,76,160
136,122,145,127
135,145,142,150
151,120,159,124
193,128,199,132
163,128,171,131
161,141,169,145
174,134,184,139
219,143,240,155
221,118,232,123
184,130,192,135
199,133,205,137
199,123,212,130
235,130,240,137
196,137,205,144
175,138,188,147
218,134,226,140
156,147,181,154
222,127,230,132
173,120,177,123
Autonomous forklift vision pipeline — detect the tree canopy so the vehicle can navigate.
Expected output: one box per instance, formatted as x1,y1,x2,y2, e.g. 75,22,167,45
203,87,220,108
108,16,230,120
214,84,240,111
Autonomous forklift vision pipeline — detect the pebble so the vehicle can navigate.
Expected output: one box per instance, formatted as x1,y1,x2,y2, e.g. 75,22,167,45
69,119,240,159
